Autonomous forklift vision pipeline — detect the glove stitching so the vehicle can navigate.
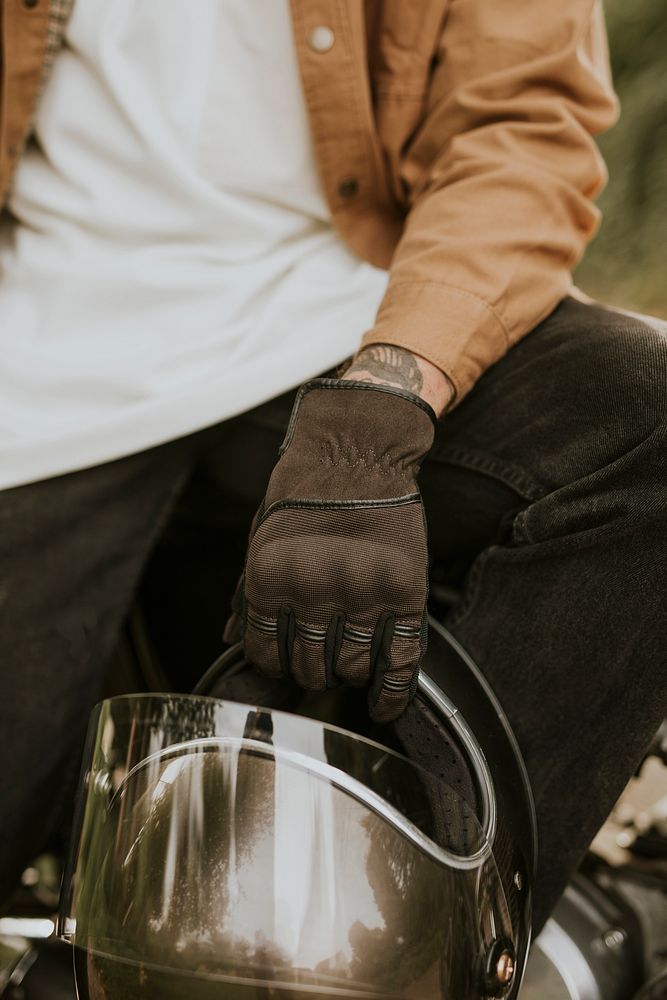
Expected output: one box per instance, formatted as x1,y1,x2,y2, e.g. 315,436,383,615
318,439,412,476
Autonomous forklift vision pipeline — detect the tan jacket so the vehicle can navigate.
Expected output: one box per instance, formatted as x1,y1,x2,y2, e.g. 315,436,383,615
0,0,618,403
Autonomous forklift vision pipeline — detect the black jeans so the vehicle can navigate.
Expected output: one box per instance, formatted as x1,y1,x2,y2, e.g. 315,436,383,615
0,297,665,933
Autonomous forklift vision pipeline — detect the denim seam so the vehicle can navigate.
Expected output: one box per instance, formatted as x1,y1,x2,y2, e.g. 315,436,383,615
447,508,665,635
426,444,547,501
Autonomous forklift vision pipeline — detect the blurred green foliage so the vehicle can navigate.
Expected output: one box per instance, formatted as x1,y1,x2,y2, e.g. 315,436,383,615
575,0,667,317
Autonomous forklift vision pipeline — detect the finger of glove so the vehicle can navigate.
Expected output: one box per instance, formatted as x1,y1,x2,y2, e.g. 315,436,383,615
368,615,421,723
333,620,374,687
288,621,327,691
281,613,345,690
244,608,283,680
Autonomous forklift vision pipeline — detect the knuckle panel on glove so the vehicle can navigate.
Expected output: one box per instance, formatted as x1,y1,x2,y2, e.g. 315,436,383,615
246,503,428,612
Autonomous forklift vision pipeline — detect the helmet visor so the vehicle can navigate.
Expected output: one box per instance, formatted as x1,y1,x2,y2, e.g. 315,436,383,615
60,695,516,999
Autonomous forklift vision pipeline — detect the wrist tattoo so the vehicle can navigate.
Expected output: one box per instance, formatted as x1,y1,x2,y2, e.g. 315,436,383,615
344,345,424,396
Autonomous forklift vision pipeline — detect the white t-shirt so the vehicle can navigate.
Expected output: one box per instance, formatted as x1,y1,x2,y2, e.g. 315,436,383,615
0,0,389,490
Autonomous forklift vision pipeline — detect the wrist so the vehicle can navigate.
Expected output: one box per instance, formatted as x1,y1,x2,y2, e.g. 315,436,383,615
341,344,454,417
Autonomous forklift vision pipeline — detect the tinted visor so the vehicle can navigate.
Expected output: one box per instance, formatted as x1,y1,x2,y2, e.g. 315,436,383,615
60,695,516,999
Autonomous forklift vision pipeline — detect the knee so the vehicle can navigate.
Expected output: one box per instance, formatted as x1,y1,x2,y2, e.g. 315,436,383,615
569,305,667,449
611,312,667,419
519,305,666,541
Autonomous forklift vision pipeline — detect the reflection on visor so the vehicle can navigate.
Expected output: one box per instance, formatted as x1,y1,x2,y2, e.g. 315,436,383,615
114,735,491,870
60,695,515,999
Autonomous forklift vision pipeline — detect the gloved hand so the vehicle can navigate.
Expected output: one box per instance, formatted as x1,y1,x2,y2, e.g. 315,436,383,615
225,377,436,722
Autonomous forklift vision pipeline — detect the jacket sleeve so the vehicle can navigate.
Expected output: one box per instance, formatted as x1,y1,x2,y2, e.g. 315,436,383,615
360,0,619,404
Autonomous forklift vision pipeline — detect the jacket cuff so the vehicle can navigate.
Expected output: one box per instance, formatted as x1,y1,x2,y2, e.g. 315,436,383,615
360,280,513,406
361,272,572,412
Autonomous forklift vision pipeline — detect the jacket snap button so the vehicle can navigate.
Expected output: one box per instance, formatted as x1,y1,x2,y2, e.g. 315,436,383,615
308,26,335,53
338,177,359,199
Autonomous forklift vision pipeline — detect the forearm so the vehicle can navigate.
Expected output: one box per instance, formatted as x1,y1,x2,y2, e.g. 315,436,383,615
341,344,454,417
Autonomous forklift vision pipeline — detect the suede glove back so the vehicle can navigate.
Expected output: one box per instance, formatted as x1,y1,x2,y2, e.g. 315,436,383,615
225,377,436,722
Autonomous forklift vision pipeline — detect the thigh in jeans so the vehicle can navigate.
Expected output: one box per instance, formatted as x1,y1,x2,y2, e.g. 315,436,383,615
421,296,667,931
0,438,196,903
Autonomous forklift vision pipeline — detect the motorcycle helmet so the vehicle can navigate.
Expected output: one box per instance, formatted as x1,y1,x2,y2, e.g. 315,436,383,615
58,617,537,999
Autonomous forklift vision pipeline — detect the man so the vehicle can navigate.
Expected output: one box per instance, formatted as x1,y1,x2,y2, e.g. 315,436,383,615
0,0,665,939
